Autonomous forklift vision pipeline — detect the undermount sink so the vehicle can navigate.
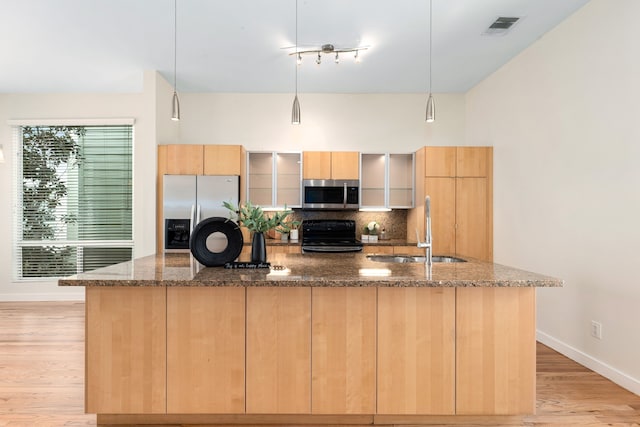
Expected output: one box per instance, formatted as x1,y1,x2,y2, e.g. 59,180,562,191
366,254,467,263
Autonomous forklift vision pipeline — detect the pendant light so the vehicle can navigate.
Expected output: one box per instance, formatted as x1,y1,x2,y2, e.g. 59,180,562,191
426,0,435,123
171,0,181,121
291,0,301,125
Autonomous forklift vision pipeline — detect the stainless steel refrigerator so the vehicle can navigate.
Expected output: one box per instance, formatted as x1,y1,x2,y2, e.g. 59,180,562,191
163,175,239,251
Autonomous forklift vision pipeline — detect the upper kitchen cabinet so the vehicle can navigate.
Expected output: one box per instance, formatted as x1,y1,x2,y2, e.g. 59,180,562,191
204,145,245,176
160,144,245,176
409,146,493,261
164,144,204,175
303,151,359,180
361,153,414,209
424,146,456,177
247,152,301,208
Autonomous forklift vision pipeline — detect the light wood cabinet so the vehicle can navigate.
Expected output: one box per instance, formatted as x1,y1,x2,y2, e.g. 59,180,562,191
425,177,456,256
361,153,414,209
246,287,311,414
204,144,245,175
425,146,456,177
85,287,166,414
165,144,204,175
409,146,493,261
311,288,376,414
377,287,455,415
303,151,359,180
456,287,536,415
85,283,536,420
456,177,491,261
167,287,245,414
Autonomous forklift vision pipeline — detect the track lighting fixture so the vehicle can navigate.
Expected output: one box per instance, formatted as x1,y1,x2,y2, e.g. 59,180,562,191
291,43,368,65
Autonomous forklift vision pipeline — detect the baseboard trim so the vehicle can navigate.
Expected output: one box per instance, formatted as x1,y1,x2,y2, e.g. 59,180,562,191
537,330,640,396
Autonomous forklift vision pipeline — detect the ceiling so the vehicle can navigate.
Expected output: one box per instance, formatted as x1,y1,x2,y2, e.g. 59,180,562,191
0,0,590,94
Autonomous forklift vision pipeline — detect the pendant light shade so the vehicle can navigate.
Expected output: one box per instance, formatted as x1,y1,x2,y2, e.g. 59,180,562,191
171,0,181,121
291,0,301,125
291,95,301,124
426,93,435,122
0,144,5,163
426,0,435,123
172,90,181,121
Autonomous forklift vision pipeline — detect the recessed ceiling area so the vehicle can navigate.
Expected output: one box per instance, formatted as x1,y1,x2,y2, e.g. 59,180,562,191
0,0,590,94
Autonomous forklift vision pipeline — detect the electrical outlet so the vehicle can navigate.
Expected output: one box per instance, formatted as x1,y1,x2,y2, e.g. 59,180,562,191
591,320,602,339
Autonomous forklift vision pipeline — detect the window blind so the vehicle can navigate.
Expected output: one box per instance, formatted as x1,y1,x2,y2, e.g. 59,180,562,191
14,125,134,280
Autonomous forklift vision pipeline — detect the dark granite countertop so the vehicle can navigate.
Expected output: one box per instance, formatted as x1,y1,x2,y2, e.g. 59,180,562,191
58,253,563,288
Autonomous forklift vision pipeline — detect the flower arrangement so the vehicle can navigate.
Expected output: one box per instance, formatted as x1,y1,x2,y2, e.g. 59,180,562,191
362,221,380,242
364,221,380,235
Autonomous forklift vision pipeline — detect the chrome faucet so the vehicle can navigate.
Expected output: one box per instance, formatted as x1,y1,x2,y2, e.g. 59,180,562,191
416,196,432,266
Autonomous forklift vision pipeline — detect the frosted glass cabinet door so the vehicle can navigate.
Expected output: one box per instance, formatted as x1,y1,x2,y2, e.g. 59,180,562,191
389,153,414,208
361,154,386,208
360,153,414,209
247,152,302,208
247,152,273,206
276,153,302,207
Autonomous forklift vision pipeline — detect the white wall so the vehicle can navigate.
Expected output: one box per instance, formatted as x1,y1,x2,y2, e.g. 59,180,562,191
176,93,465,152
0,71,160,301
465,0,640,393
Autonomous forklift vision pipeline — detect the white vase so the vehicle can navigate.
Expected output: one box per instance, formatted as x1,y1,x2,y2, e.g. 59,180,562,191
290,229,299,240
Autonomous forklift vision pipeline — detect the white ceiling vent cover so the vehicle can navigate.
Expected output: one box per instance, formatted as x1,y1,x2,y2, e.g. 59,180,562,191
483,16,522,36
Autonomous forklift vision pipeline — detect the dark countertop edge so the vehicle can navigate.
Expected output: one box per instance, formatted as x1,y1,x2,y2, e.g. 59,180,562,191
59,279,563,288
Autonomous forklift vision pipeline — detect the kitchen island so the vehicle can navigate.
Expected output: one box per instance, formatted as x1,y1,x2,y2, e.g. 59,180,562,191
60,252,562,426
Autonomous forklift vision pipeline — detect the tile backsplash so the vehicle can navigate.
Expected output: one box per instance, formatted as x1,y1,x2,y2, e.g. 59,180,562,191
289,209,408,240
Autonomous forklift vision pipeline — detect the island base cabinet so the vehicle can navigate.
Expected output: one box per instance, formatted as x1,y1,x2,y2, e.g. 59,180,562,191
246,287,311,414
456,287,536,415
85,287,166,414
167,287,245,413
377,287,455,415
312,287,376,414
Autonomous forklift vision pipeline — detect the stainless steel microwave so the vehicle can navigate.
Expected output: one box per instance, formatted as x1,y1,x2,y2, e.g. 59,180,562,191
302,179,359,210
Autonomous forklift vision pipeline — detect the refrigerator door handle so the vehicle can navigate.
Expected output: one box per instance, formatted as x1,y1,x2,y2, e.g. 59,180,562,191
190,204,196,232
196,204,202,225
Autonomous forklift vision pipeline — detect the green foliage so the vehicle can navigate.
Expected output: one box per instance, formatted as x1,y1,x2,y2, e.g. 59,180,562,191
21,126,85,240
223,200,293,234
21,126,84,277
276,218,301,234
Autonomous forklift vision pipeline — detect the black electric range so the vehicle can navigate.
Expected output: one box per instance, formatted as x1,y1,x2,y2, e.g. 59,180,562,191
301,219,363,253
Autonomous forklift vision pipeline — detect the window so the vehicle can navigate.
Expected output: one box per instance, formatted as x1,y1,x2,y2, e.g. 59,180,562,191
14,124,134,280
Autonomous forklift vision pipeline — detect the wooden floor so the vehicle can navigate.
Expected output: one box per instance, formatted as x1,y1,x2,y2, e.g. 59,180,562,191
0,302,639,427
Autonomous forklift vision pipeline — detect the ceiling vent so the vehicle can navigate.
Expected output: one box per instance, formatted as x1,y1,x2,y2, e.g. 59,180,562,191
483,16,522,36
